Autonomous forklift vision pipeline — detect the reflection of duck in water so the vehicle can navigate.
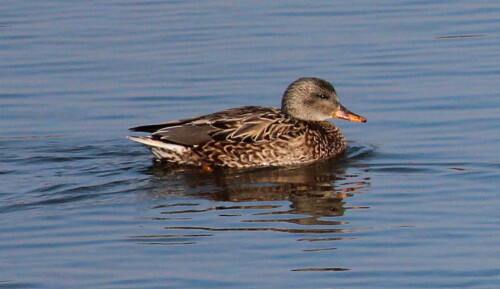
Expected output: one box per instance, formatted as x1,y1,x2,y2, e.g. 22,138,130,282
128,77,366,169
147,157,371,221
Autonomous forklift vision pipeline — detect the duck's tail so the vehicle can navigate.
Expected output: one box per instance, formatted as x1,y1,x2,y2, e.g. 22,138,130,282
127,136,190,162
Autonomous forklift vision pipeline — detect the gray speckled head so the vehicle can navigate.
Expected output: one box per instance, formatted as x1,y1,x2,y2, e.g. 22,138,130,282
281,77,341,121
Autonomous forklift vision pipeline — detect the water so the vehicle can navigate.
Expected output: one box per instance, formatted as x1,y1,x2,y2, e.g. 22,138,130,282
1,1,499,288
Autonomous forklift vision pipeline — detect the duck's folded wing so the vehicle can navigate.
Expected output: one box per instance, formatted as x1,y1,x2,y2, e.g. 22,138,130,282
131,106,300,146
129,115,204,133
209,114,294,143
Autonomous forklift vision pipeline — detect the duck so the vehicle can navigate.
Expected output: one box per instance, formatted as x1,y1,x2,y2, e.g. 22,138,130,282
128,77,366,169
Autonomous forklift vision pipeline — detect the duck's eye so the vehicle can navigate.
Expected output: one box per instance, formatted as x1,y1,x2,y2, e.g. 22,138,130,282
316,94,329,99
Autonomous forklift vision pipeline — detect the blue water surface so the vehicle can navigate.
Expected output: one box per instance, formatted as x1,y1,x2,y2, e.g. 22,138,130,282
1,1,499,288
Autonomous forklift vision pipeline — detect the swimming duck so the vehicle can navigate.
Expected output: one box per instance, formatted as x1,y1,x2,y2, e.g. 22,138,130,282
128,77,366,169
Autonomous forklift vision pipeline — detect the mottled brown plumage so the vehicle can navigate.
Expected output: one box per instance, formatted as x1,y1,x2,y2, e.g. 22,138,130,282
128,77,366,168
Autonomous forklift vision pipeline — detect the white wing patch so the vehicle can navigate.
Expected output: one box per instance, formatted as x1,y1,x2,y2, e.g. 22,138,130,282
126,136,187,154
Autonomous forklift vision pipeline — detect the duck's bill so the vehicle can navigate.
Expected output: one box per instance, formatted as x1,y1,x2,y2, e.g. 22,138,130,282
333,105,367,123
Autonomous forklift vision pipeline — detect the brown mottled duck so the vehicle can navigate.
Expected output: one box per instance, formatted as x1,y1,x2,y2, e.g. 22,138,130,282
128,77,366,169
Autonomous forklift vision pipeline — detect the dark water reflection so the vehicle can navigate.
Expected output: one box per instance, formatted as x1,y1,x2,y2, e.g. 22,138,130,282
130,146,373,259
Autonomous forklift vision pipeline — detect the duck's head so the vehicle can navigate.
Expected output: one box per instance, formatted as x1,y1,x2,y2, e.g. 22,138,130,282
281,77,366,123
